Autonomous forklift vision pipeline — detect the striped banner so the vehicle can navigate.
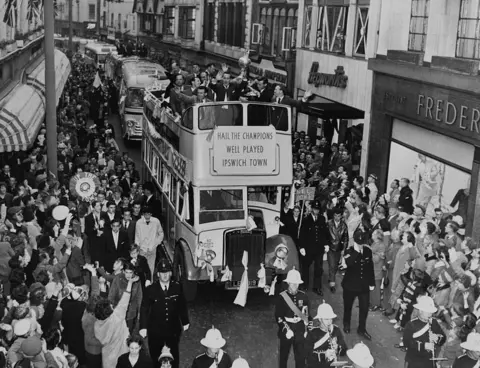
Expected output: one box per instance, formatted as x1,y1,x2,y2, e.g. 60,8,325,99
27,0,41,21
2,0,17,27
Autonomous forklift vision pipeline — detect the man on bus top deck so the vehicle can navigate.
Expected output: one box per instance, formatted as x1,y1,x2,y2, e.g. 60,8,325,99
272,86,312,131
169,86,216,130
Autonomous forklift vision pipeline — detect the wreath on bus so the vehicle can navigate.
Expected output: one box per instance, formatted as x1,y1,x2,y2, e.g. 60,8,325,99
69,172,101,201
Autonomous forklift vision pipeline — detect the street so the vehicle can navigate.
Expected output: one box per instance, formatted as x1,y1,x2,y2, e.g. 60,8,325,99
110,111,407,368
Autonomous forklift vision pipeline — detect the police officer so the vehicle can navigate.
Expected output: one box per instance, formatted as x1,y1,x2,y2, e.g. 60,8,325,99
299,200,328,295
275,268,310,368
341,230,375,340
453,332,480,367
305,303,347,368
345,343,374,368
140,258,190,368
403,295,446,368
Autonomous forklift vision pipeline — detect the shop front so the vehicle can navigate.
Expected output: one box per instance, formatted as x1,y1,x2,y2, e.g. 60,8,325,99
295,50,368,174
368,58,480,236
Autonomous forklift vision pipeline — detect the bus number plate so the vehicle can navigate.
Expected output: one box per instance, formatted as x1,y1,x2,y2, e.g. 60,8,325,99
227,280,258,289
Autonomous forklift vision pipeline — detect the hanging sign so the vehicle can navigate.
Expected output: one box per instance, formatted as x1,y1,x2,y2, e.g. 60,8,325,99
213,125,277,175
69,172,100,201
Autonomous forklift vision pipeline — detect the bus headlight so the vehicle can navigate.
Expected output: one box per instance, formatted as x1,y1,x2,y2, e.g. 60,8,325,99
205,250,216,263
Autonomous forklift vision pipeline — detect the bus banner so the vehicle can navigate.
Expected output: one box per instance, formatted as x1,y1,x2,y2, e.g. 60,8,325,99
212,125,277,176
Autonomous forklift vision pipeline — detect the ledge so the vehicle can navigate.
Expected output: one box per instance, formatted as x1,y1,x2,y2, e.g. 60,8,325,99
0,32,45,64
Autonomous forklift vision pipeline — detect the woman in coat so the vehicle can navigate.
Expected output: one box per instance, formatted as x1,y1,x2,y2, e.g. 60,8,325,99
370,229,386,311
116,335,152,368
94,274,139,368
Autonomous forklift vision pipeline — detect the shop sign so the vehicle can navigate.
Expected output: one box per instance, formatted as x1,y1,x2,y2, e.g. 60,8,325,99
376,74,480,144
212,125,277,175
307,63,348,89
107,27,115,41
249,65,287,85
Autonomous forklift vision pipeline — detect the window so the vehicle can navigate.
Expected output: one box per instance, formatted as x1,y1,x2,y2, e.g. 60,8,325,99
133,15,136,32
110,13,114,27
259,5,297,58
171,176,178,206
408,0,430,52
303,6,312,47
125,88,144,108
216,1,245,47
457,0,480,59
142,14,155,32
205,2,215,41
179,7,195,39
353,5,369,56
316,5,348,54
88,4,95,21
247,187,278,205
199,189,244,224
163,7,175,35
124,19,127,29
103,11,106,27
118,14,121,29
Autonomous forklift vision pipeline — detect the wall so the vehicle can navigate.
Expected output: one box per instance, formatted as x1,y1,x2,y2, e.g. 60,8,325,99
0,0,44,42
107,0,136,35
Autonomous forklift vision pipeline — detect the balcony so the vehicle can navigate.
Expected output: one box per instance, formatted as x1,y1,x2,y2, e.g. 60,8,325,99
0,26,45,60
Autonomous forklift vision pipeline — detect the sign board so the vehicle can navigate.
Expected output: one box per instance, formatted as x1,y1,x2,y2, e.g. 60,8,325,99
107,27,115,41
213,126,277,175
307,62,348,89
295,187,316,202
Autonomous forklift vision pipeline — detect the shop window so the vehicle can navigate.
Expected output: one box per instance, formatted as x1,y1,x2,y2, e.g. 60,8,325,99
179,7,195,40
303,6,312,48
205,2,215,41
316,5,348,54
457,0,480,59
353,5,369,56
88,4,95,21
163,6,175,35
408,0,430,52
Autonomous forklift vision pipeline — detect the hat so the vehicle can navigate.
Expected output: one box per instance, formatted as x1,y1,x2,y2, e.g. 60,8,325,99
346,343,374,368
414,295,437,313
231,357,250,368
14,319,31,336
314,303,337,320
460,332,480,352
156,258,172,273
158,345,174,361
7,207,22,216
311,200,321,210
200,327,226,349
20,336,42,357
284,269,303,284
22,207,35,222
275,244,289,255
368,173,378,181
52,205,69,221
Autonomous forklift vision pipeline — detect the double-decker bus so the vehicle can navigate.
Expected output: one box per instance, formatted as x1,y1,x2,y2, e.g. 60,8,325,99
142,86,297,301
119,60,169,141
84,42,117,70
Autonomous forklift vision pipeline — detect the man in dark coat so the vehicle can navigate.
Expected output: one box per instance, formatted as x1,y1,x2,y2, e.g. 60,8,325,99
102,218,130,273
398,178,414,214
140,258,189,368
299,200,328,296
341,230,375,341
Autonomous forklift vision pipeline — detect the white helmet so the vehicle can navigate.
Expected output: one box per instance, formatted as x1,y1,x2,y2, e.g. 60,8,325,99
231,357,250,368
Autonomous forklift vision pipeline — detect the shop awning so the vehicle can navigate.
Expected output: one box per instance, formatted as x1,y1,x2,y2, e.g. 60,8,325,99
300,93,365,120
0,84,45,152
26,49,71,106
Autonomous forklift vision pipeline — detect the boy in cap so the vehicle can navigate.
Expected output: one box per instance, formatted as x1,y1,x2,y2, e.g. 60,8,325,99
305,302,347,367
403,295,446,368
275,268,310,368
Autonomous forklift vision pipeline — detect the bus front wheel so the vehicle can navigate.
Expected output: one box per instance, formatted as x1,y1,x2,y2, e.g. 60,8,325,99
174,247,197,302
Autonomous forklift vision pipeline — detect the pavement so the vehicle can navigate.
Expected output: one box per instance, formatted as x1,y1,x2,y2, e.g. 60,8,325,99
115,113,406,368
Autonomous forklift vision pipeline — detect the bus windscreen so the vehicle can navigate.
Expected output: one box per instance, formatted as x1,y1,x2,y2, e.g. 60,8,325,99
199,189,244,224
198,105,243,130
126,88,144,108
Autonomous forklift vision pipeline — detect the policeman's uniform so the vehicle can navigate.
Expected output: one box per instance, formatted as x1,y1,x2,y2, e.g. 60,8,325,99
452,354,479,368
402,318,446,368
305,324,347,368
140,259,189,368
275,289,310,368
341,239,375,335
299,201,328,292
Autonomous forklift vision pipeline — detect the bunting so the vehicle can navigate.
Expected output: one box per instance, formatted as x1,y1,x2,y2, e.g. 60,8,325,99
54,0,59,17
27,0,41,21
3,0,17,28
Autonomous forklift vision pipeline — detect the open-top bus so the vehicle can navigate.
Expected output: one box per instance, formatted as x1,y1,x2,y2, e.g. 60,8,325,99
142,86,297,301
119,60,169,141
84,42,117,70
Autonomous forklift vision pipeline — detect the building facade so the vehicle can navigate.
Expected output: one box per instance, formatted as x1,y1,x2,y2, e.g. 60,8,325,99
294,0,382,175
55,0,108,38
106,0,138,41
367,0,480,236
1,3,70,156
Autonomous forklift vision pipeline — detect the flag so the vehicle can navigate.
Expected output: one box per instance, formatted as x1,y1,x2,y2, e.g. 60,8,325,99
233,251,249,307
3,0,17,28
27,0,41,21
92,72,103,88
54,0,59,17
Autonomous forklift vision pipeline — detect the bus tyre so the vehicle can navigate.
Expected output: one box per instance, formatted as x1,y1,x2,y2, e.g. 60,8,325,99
174,247,197,302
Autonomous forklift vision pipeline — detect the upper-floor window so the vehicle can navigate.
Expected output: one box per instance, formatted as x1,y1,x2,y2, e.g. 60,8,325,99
353,1,370,56
303,5,312,48
457,0,480,59
205,1,215,41
118,14,122,29
316,3,348,54
408,0,430,52
258,5,297,59
163,7,175,35
217,1,245,47
88,4,96,21
179,7,195,40
110,13,114,27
